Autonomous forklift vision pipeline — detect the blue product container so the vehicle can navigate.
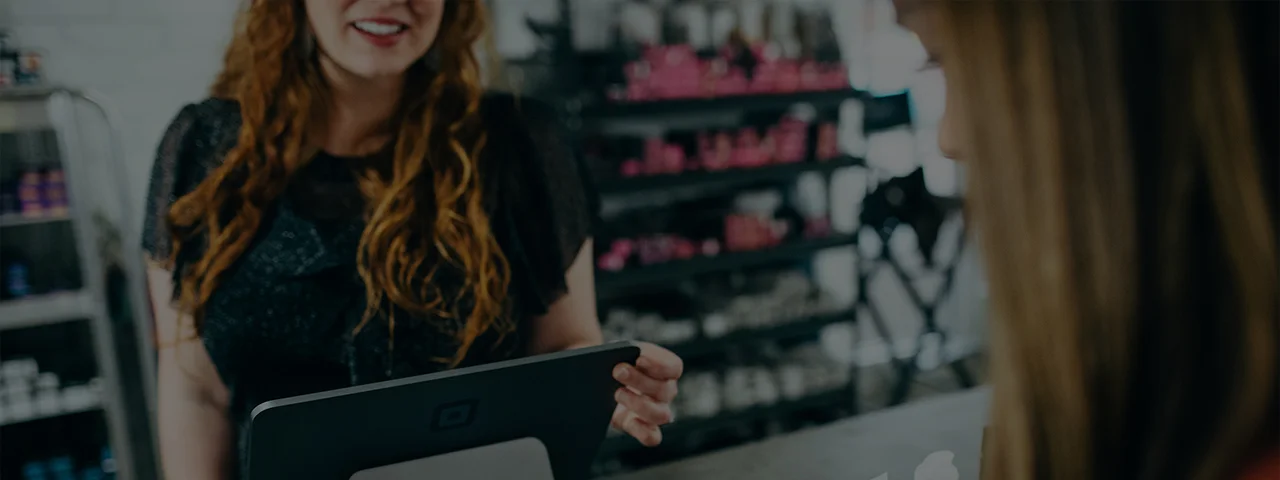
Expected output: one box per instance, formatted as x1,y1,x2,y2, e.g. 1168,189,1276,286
100,447,116,479
23,461,49,480
5,260,30,297
48,456,76,480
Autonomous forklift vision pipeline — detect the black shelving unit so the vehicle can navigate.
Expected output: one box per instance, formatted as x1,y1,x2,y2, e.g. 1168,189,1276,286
536,0,879,471
596,155,864,194
596,388,852,458
584,89,865,120
666,309,856,360
596,235,857,299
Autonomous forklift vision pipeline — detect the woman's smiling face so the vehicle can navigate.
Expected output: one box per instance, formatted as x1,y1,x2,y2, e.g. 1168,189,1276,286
304,0,446,80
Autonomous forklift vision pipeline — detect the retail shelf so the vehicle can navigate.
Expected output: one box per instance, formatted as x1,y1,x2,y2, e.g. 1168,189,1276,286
666,309,855,360
583,89,865,120
0,398,102,427
0,291,95,331
596,156,864,195
596,235,857,298
0,85,64,100
0,212,72,228
597,388,851,458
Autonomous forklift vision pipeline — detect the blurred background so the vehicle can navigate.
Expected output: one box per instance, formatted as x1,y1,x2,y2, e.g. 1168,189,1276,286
0,0,988,478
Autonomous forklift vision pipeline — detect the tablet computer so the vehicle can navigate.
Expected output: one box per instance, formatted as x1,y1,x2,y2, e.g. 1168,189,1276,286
246,342,641,480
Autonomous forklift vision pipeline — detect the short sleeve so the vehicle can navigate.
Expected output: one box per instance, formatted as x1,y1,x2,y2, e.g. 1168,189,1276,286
514,98,598,269
141,104,206,263
484,93,599,312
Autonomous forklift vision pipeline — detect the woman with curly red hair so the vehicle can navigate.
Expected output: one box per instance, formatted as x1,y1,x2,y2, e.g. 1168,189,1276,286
142,1,682,478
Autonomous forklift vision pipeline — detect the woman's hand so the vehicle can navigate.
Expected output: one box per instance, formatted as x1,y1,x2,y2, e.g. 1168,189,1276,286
611,342,684,447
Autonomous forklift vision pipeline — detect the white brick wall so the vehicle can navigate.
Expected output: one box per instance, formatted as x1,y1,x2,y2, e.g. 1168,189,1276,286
7,0,238,230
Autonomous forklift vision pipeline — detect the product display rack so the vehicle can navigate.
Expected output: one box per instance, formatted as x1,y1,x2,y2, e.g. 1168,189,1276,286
596,154,862,194
583,89,866,120
529,0,872,471
854,199,977,407
596,234,859,299
0,86,158,480
526,0,980,473
666,308,855,360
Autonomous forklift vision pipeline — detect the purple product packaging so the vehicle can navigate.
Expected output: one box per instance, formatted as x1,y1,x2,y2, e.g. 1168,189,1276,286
43,169,68,215
17,171,44,217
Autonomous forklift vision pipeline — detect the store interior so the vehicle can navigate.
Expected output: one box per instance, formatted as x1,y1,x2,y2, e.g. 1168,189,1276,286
0,0,992,479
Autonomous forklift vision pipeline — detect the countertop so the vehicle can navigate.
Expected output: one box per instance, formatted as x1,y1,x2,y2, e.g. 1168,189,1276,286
607,388,991,480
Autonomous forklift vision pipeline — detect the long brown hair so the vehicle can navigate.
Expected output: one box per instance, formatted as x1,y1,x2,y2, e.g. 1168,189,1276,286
166,0,512,366
936,2,1277,479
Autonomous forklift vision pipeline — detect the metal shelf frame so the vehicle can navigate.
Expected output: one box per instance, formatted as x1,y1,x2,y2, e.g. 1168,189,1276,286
0,86,158,480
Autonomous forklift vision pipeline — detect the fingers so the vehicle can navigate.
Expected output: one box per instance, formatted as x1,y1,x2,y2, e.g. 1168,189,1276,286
636,342,685,380
613,364,679,403
616,387,674,426
611,405,663,447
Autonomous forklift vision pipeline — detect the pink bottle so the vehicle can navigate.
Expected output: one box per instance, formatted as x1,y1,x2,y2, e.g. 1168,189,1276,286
801,61,823,92
816,123,840,160
733,129,765,168
776,61,802,93
704,132,733,171
662,145,687,174
717,68,750,97
643,137,666,175
621,159,644,177
625,61,654,102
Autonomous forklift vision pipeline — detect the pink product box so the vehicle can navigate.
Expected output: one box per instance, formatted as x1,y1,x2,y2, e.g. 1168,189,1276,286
731,129,761,169
624,61,654,102
775,62,802,93
642,45,702,100
642,138,687,175
700,131,734,171
816,123,840,160
820,64,850,90
804,217,833,239
43,170,68,215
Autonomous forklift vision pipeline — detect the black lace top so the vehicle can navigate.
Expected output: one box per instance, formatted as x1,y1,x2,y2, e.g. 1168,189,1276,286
141,93,596,478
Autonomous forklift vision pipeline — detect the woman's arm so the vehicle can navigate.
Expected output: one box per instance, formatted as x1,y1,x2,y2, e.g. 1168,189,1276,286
527,240,606,354
525,240,682,446
147,263,234,480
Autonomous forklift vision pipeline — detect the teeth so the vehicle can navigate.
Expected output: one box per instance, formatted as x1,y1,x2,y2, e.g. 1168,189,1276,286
353,21,405,36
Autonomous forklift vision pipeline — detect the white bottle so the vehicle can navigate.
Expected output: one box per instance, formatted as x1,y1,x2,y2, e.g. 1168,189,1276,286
914,451,960,480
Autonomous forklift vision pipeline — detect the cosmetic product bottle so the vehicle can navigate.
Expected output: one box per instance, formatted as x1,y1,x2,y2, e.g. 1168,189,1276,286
43,168,68,216
2,249,32,299
18,170,44,217
23,462,50,480
48,456,76,480
16,50,42,85
100,447,117,479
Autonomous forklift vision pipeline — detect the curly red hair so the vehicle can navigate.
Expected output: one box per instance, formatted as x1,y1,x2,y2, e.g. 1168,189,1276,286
166,0,511,367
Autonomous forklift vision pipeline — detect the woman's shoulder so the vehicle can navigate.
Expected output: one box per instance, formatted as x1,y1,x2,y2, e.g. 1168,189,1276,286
154,97,241,174
165,97,242,145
